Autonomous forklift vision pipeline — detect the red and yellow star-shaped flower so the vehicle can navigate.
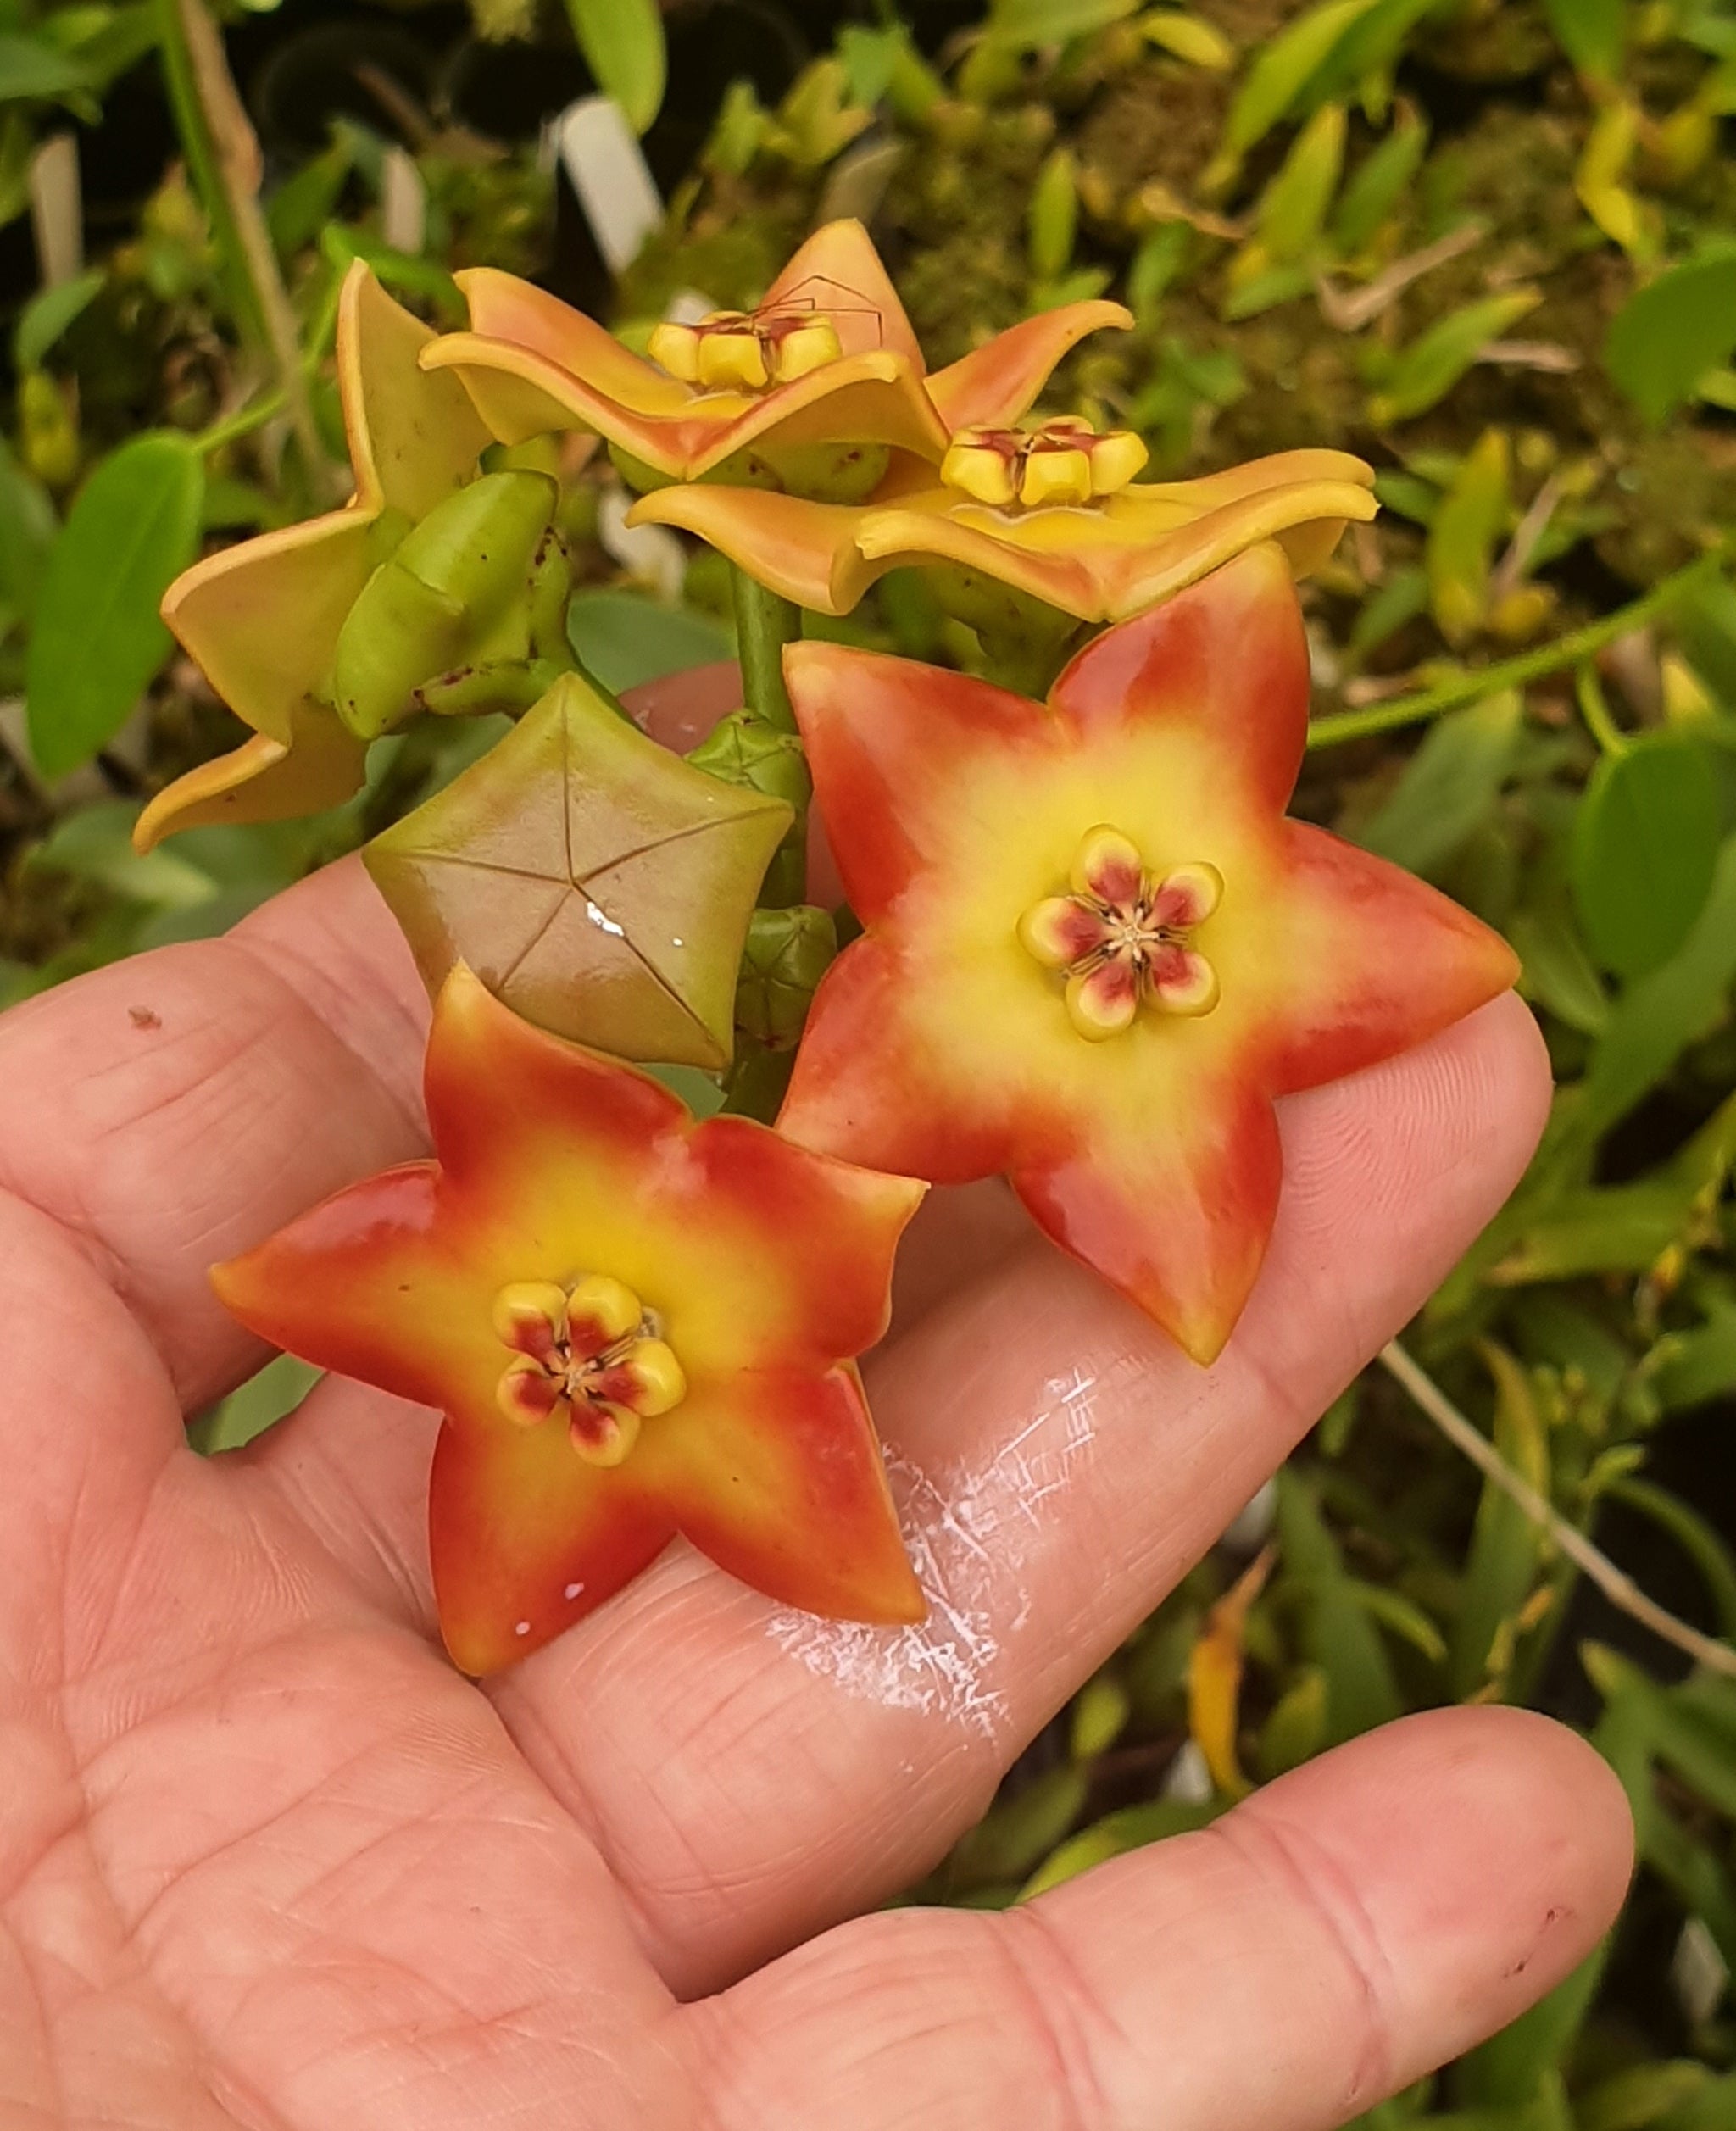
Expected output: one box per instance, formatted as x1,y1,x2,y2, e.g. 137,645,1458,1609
214,966,926,1673
775,542,1519,1364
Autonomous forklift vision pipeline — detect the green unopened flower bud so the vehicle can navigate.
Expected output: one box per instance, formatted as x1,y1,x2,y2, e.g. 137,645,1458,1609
482,433,563,479
394,470,556,610
764,442,890,504
332,564,468,739
330,470,562,739
736,904,837,1048
687,709,811,811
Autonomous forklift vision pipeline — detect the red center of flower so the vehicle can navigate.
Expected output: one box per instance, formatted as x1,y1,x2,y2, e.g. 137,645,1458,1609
492,1275,686,1467
1019,825,1222,1041
647,307,845,392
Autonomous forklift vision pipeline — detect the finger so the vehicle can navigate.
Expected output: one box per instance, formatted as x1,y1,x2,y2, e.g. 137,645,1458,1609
690,1706,1633,2131
259,989,1550,1993
0,857,429,1410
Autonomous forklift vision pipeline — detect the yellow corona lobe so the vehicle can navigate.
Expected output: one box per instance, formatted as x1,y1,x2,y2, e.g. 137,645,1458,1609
487,1272,686,1455
648,308,845,396
1087,427,1149,496
1022,826,1223,1040
773,319,843,382
938,419,1150,514
1021,447,1093,509
646,320,702,382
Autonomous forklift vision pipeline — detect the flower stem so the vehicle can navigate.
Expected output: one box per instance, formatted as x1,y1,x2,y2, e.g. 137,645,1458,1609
1575,659,1630,757
158,0,328,491
731,566,801,734
1380,1340,1736,1682
1305,546,1727,751
191,386,287,458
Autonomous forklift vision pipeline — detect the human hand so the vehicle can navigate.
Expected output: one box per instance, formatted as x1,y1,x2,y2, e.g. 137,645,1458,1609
0,683,1630,2128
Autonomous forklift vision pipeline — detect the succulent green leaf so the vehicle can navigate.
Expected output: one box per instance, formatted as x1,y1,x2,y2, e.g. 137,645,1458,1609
1541,0,1625,78
364,673,792,1069
1027,146,1078,281
13,267,103,372
1331,104,1427,253
1449,1344,1550,1700
567,589,732,693
25,432,204,779
1572,733,1723,977
1579,835,1736,1139
1606,252,1736,427
562,0,665,133
1425,429,1510,645
1220,0,1376,161
1366,291,1539,426
1508,904,1609,1034
1354,689,1522,880
0,31,92,101
1274,1470,1401,1745
988,0,1138,48
1255,101,1345,264
0,432,56,624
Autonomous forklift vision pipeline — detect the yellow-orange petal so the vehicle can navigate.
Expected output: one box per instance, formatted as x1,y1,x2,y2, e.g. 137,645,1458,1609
627,486,878,615
761,217,926,371
212,1164,493,1410
339,260,491,520
453,267,688,415
1262,820,1520,1093
645,1366,924,1624
1049,544,1310,816
1104,477,1378,620
162,513,378,744
925,299,1133,431
131,709,368,853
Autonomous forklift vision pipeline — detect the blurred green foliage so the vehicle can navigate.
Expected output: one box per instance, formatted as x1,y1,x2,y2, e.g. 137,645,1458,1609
6,0,1736,2119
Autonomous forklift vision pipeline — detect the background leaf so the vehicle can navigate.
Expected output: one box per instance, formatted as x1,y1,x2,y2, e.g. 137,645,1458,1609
562,0,666,135
1541,0,1626,79
1572,734,1724,977
25,433,205,779
1606,253,1736,426
1355,691,1522,877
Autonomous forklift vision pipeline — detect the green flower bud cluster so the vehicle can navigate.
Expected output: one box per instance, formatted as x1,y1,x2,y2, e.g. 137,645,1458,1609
329,469,576,740
735,904,838,1050
688,709,813,907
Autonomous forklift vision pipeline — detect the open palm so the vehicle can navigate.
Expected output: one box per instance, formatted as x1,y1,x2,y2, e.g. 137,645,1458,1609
0,837,1629,2128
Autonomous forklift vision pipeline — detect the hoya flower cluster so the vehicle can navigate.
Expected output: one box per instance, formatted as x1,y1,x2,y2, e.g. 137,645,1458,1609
154,224,1513,1672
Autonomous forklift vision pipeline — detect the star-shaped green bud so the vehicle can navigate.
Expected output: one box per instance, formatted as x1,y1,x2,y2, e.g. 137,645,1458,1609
364,673,793,1070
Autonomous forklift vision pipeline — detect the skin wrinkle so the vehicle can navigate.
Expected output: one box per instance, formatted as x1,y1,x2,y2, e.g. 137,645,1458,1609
993,1905,1122,2131
1205,1810,1400,2116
